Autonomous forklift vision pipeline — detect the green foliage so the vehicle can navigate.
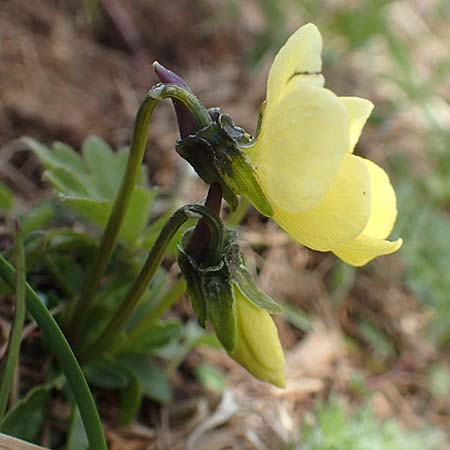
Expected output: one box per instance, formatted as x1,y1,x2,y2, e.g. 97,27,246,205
24,136,157,247
0,136,213,438
195,364,226,393
283,399,445,450
66,407,88,450
0,182,13,211
0,384,51,443
395,180,450,345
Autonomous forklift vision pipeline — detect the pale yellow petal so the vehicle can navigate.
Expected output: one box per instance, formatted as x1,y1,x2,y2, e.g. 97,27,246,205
363,159,397,239
274,154,371,251
249,80,349,214
229,287,285,387
331,159,401,266
267,23,324,106
341,97,374,153
333,236,402,266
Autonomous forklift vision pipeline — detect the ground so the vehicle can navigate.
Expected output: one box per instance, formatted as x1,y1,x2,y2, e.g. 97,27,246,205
1,1,450,449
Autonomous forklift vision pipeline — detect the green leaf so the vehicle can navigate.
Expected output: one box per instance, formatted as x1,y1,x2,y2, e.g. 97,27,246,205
82,137,120,199
0,226,26,421
52,142,87,176
118,368,142,426
117,355,172,404
121,186,157,245
84,361,129,389
45,253,83,297
0,183,13,211
126,321,182,354
60,185,156,246
0,384,51,442
195,364,225,392
23,232,48,270
45,167,90,197
66,406,88,450
60,196,110,227
20,202,55,235
26,135,157,247
301,398,445,450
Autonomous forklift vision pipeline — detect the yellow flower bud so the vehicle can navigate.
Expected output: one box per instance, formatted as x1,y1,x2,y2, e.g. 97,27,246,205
228,286,285,388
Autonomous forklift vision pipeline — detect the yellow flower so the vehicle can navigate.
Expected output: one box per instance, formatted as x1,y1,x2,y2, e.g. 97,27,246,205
245,24,402,266
228,286,285,387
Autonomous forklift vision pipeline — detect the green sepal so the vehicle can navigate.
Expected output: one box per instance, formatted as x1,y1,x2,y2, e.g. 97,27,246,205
176,112,273,217
201,268,236,353
177,246,207,328
175,132,238,210
224,231,282,314
177,226,281,355
177,227,236,352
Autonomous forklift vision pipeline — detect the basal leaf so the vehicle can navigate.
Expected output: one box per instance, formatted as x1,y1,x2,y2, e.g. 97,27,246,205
1,383,51,443
82,136,120,199
66,406,88,450
117,355,172,404
45,167,90,197
118,368,142,426
126,321,182,354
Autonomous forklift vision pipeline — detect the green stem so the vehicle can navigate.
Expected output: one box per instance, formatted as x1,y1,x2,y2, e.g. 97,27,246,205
0,255,107,450
67,84,211,345
79,205,223,363
0,226,26,421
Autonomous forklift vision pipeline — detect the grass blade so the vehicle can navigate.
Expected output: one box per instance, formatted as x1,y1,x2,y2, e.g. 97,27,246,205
0,224,26,421
0,254,107,450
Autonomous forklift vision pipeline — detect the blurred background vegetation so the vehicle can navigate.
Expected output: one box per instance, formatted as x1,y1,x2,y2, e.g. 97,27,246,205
1,0,450,448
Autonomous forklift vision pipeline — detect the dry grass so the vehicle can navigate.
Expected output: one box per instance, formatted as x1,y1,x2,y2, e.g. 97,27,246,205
1,0,450,449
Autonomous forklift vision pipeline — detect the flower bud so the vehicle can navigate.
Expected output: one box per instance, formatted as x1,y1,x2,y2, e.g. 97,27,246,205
229,285,285,387
178,228,285,387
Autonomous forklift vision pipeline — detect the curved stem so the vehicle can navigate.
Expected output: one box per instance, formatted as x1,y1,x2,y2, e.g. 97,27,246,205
79,205,224,363
68,84,211,345
0,255,107,450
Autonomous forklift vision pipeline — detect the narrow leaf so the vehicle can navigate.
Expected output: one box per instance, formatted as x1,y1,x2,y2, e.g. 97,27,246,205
0,225,26,421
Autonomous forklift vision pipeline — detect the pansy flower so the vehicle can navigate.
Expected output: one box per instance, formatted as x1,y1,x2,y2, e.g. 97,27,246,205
244,23,402,266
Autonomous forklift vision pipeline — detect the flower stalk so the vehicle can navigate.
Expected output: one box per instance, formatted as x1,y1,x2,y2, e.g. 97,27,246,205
68,83,212,345
79,204,225,363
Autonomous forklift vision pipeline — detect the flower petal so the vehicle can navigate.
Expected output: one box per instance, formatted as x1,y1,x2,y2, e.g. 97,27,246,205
332,236,402,266
341,97,374,153
267,23,324,106
362,159,397,239
229,286,285,387
332,158,401,266
249,80,349,214
274,154,371,251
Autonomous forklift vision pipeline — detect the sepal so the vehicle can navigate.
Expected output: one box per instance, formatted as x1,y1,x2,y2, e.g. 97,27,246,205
176,111,273,217
178,225,282,385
